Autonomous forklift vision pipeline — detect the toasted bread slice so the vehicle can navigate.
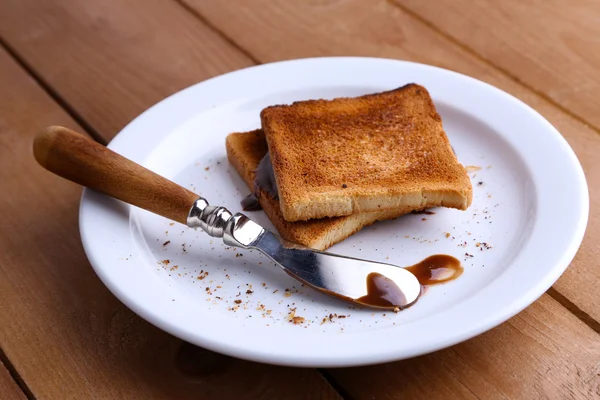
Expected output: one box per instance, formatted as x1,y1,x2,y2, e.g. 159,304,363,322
260,84,473,222
226,130,415,250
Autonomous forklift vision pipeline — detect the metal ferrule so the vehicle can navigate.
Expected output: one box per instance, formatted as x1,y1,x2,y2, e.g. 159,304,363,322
186,197,265,249
186,197,232,238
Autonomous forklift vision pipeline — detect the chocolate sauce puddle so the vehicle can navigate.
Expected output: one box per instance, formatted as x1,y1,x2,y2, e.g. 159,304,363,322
354,254,462,309
405,254,463,285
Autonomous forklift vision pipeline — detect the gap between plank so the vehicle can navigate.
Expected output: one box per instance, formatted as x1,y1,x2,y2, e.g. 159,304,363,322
0,36,106,145
318,369,353,400
546,288,600,333
387,0,600,138
0,348,36,400
174,0,262,65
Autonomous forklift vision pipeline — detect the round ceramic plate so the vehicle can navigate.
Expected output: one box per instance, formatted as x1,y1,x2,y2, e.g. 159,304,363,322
80,57,588,367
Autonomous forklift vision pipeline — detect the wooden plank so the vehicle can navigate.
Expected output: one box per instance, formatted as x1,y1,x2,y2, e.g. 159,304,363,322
0,47,340,399
0,361,26,400
183,0,600,325
0,0,254,138
0,1,598,398
329,296,600,400
398,0,600,130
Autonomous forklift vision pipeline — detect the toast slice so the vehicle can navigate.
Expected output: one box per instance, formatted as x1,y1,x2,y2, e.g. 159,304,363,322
226,130,415,250
260,84,473,222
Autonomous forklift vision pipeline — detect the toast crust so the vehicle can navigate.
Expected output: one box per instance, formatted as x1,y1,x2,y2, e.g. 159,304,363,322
225,130,413,250
260,84,473,222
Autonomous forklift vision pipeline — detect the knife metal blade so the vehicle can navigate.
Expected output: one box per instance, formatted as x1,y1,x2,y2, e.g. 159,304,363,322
188,198,422,310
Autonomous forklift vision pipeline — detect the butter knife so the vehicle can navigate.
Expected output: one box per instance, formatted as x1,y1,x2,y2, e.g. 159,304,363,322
34,126,421,311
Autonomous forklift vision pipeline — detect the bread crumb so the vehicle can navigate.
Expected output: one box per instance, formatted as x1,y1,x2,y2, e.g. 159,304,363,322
286,308,297,320
196,271,209,280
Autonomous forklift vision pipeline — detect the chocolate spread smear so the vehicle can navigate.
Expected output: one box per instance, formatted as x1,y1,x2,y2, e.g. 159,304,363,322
240,153,279,211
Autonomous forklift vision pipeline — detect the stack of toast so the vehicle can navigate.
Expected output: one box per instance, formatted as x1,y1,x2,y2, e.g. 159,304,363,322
226,84,472,250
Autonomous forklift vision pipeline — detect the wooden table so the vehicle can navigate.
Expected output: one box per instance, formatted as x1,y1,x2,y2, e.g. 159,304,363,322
1,1,599,398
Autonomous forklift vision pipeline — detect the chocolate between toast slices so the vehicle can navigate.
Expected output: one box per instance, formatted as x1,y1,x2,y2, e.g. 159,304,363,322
260,84,473,222
225,130,415,250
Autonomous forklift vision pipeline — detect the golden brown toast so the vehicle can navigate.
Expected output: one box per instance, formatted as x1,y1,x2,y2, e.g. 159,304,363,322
260,84,473,222
226,130,415,250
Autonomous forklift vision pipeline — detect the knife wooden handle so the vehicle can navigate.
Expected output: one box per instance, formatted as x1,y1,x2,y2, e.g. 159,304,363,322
33,126,199,225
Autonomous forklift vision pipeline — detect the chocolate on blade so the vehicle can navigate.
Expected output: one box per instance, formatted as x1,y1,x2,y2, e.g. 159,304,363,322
254,152,279,199
239,152,279,211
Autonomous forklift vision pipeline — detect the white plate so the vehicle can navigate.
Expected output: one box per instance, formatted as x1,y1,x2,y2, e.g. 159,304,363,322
80,57,588,367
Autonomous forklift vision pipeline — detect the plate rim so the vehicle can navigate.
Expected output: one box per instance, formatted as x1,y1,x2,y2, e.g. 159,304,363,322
79,57,589,367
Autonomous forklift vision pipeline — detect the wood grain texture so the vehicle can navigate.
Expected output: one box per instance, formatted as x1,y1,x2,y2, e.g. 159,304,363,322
0,46,339,400
0,0,254,138
330,296,600,399
398,0,600,130
0,361,26,400
1,0,599,398
34,126,199,224
184,0,600,325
